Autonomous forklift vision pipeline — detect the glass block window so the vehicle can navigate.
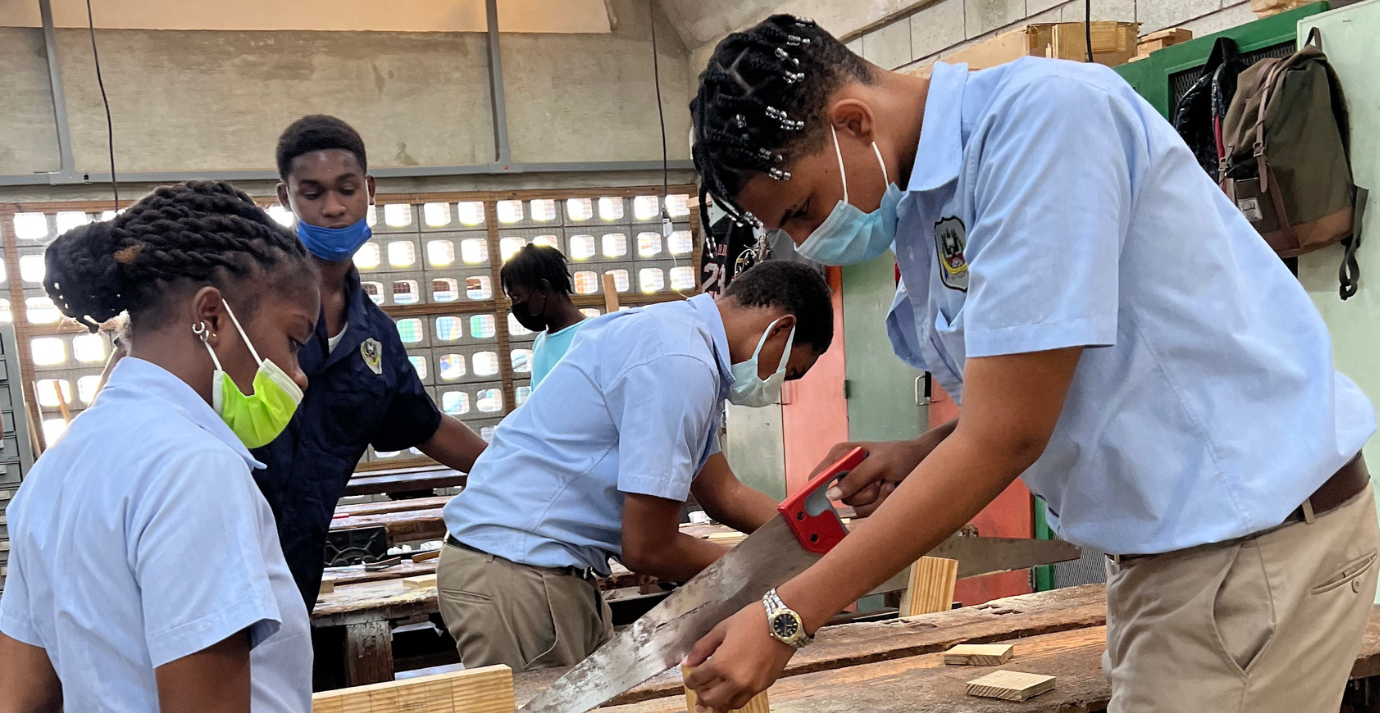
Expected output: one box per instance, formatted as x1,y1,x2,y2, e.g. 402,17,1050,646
73,334,106,363
14,213,48,240
530,199,558,222
508,314,532,336
598,197,624,221
32,338,66,366
466,276,493,300
579,308,601,319
427,239,456,267
516,385,532,406
56,211,90,233
532,234,559,249
496,200,524,224
361,281,385,305
26,297,60,324
19,255,45,284
605,269,630,293
573,271,599,295
470,314,496,339
387,241,416,268
432,278,459,302
633,196,659,221
435,317,464,341
670,266,696,291
601,233,628,258
668,230,694,255
480,426,496,442
500,237,527,262
355,242,382,269
392,280,419,305
566,198,594,222
457,202,485,226
35,379,71,407
477,388,504,413
637,232,662,257
438,354,466,380
77,375,101,404
511,349,532,373
43,419,67,445
666,194,691,218
396,318,423,344
441,391,470,415
267,206,295,227
639,268,665,293
423,202,451,227
568,235,596,261
0,299,12,323
101,210,118,221
409,356,427,380
461,238,488,265
383,204,412,227
366,206,378,227
473,351,499,377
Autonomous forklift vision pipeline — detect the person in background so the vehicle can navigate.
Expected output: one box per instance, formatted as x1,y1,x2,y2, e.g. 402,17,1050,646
437,261,833,671
0,182,318,713
262,115,488,609
681,16,1376,713
500,244,588,389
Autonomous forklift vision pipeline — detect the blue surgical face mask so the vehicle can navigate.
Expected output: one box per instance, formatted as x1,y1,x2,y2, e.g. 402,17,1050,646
794,126,902,266
729,318,795,408
296,216,373,262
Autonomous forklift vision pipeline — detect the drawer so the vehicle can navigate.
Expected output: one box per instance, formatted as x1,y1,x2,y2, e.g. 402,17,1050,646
1,411,13,435
0,461,20,486
0,436,22,463
0,385,13,412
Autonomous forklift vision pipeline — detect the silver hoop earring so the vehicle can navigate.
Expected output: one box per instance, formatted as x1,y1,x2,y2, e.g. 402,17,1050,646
193,322,210,343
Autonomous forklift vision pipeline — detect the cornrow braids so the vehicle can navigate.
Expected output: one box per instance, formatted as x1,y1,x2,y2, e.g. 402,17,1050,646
690,14,873,240
44,180,312,332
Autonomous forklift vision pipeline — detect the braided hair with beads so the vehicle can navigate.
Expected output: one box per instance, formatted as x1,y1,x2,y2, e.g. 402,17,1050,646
44,180,313,334
690,14,873,242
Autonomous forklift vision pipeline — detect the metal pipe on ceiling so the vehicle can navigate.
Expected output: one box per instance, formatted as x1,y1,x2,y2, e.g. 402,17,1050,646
37,0,81,184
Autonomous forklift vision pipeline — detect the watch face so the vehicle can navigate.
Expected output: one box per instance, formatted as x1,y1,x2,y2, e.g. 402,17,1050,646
770,612,800,639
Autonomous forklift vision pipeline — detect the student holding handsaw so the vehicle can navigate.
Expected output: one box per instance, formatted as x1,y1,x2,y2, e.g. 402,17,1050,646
681,15,1376,713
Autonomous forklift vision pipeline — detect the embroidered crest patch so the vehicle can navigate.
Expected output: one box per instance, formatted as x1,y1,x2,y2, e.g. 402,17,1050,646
360,338,383,375
934,216,969,292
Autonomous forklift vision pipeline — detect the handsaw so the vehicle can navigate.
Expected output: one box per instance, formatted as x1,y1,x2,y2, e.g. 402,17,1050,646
519,447,1080,713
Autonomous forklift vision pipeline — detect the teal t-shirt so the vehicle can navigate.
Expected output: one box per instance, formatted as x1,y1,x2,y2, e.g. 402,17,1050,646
530,321,586,388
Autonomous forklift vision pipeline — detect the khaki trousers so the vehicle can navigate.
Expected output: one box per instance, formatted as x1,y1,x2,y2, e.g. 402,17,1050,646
1104,488,1379,713
437,542,613,672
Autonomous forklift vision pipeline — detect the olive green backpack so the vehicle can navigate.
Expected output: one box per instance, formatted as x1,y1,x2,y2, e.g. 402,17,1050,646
1219,29,1365,299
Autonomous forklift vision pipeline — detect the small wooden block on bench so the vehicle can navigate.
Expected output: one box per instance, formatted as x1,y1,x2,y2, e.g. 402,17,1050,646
966,670,1055,702
403,573,438,589
683,666,769,713
312,664,514,713
944,643,1013,666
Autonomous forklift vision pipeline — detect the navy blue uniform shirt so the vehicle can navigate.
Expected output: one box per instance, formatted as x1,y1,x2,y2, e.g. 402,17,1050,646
253,268,442,608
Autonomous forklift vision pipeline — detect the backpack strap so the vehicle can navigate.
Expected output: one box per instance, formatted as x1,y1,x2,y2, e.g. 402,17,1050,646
1340,187,1367,300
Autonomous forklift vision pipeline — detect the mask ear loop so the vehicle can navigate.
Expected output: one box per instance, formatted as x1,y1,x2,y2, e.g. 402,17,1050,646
871,142,890,186
194,321,223,371
830,125,849,205
219,300,264,367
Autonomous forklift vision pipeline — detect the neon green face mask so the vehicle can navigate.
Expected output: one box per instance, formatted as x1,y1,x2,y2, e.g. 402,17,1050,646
199,300,303,449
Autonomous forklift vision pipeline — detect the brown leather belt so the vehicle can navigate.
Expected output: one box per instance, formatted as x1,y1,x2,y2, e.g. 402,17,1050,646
1108,454,1370,564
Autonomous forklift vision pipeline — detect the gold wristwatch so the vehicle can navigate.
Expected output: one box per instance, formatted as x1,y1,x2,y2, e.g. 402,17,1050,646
762,588,812,649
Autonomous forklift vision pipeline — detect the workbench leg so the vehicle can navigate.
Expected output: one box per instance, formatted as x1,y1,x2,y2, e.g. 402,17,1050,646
344,620,394,686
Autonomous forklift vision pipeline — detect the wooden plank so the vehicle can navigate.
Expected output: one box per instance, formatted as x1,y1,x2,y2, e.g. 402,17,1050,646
966,670,1054,701
323,559,439,586
899,557,958,618
683,667,770,713
330,508,446,545
403,574,438,590
603,272,621,312
313,664,515,713
344,620,395,687
1048,22,1138,66
412,548,442,563
344,470,466,497
335,496,453,518
942,26,1039,70
944,644,1013,666
513,585,1109,708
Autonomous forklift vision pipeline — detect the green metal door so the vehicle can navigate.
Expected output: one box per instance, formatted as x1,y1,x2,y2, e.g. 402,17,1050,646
841,251,928,442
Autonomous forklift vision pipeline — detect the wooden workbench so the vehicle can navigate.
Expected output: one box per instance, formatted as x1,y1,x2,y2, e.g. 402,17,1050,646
343,468,466,497
512,585,1380,712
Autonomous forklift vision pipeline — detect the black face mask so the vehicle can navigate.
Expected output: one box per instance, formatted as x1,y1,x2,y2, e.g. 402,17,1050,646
510,290,549,332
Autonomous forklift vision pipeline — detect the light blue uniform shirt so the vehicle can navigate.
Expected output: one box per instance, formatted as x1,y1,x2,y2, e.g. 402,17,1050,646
530,320,587,389
0,358,311,712
445,294,729,574
886,59,1375,555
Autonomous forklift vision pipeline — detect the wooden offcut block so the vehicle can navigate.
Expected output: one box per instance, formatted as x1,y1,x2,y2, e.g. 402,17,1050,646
320,580,336,595
412,548,441,563
966,670,1055,701
898,557,958,618
707,531,747,547
402,573,438,590
1135,28,1193,59
311,664,514,713
602,273,621,312
683,667,770,713
944,643,1014,666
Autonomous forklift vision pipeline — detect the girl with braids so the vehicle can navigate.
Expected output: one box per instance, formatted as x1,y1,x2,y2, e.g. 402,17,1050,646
684,15,1375,713
0,181,319,713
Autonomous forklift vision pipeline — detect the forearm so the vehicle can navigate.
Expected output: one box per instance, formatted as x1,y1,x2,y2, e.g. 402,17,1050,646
701,480,778,534
625,534,730,582
0,634,62,713
780,428,1029,632
417,417,487,473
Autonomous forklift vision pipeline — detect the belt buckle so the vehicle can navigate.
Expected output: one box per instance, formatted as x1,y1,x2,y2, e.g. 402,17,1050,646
1302,497,1316,525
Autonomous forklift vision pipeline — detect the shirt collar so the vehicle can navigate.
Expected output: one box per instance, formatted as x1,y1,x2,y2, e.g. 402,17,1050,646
104,357,266,470
688,294,734,395
321,266,374,369
907,61,968,193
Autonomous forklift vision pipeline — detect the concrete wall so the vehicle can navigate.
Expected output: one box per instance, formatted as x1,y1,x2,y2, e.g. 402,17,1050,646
0,0,692,200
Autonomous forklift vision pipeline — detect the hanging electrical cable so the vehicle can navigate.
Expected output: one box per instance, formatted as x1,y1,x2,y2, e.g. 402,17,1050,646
86,0,119,209
1085,0,1095,63
649,0,669,213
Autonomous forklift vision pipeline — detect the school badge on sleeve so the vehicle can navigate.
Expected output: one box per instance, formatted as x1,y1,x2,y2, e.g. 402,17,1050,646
934,216,969,292
360,338,383,375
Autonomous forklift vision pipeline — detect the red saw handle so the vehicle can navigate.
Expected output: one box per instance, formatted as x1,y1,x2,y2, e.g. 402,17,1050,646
777,446,867,555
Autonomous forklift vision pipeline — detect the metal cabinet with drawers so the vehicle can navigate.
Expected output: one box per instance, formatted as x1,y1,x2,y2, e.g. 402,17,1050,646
0,325,37,593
